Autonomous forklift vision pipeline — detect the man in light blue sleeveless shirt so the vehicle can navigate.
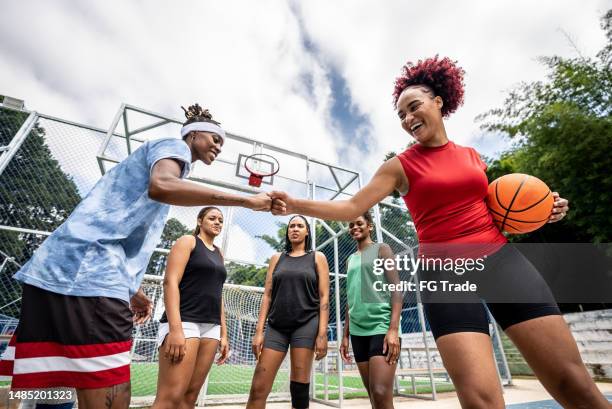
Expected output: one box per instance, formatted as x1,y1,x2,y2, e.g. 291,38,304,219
2,105,272,407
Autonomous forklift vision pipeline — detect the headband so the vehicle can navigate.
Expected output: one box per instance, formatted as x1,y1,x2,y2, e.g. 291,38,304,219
180,122,226,140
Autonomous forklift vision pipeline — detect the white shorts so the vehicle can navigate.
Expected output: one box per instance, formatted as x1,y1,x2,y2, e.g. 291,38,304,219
157,322,221,347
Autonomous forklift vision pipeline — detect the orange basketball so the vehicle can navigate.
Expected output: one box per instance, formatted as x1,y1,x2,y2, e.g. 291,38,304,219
486,173,554,234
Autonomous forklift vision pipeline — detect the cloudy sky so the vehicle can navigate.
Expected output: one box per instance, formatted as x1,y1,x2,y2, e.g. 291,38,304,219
1,0,609,264
1,0,610,179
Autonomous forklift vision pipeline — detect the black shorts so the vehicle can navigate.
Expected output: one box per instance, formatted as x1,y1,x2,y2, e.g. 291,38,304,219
264,315,319,352
4,284,133,389
350,333,401,363
421,245,561,339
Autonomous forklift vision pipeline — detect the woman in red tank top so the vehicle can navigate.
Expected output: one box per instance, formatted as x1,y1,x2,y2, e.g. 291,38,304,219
270,57,610,408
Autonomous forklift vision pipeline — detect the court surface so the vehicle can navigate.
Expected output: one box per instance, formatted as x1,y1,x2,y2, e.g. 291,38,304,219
506,393,612,408
211,378,612,409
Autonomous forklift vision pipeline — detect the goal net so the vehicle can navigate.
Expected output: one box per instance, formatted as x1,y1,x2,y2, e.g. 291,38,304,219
131,275,291,406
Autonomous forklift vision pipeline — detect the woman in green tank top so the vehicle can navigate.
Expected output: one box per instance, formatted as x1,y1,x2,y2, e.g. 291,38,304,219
340,211,403,408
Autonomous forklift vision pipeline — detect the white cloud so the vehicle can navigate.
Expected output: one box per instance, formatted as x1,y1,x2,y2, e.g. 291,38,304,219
1,0,609,185
295,0,610,176
224,224,258,264
0,0,341,165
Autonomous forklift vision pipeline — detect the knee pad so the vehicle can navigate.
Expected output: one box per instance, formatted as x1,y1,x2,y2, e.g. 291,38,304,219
290,381,310,409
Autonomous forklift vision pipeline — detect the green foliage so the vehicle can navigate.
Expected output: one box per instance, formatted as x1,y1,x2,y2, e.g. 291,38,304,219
226,262,268,287
384,151,397,162
255,222,287,252
226,222,285,287
379,197,418,254
599,9,612,67
160,218,193,247
483,152,522,183
0,105,199,278
252,219,357,280
0,108,82,317
479,10,612,243
385,141,416,199
0,109,82,264
146,217,192,276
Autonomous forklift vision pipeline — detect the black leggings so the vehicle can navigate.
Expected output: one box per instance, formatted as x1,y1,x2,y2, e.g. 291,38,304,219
420,245,561,339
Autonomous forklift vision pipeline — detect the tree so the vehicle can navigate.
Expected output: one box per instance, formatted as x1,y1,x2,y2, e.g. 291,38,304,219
0,109,82,263
226,262,268,287
145,217,192,276
223,222,286,288
379,197,418,255
256,222,287,252
384,141,417,199
243,219,357,285
477,11,612,312
257,219,357,275
0,103,194,285
478,10,612,244
0,107,82,317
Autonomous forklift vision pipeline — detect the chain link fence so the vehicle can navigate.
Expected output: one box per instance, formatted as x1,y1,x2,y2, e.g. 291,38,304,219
0,103,510,405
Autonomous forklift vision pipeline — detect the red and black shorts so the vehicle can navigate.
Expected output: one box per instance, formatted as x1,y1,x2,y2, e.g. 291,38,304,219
0,284,133,389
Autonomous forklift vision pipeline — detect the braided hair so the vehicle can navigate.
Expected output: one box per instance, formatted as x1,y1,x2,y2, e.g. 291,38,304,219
181,103,221,140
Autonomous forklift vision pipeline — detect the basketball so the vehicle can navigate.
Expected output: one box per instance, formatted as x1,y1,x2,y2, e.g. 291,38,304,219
487,173,554,234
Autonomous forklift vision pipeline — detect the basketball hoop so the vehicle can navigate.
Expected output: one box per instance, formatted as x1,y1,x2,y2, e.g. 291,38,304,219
244,153,280,187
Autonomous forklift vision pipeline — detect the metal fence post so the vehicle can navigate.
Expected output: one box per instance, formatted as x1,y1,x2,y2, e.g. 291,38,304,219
415,283,437,400
0,111,37,177
333,237,343,408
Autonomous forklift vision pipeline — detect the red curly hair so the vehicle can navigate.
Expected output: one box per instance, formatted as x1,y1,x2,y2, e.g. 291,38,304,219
392,56,465,117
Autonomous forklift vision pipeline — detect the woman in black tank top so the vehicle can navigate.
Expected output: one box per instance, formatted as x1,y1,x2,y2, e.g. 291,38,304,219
247,215,330,409
153,207,229,409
